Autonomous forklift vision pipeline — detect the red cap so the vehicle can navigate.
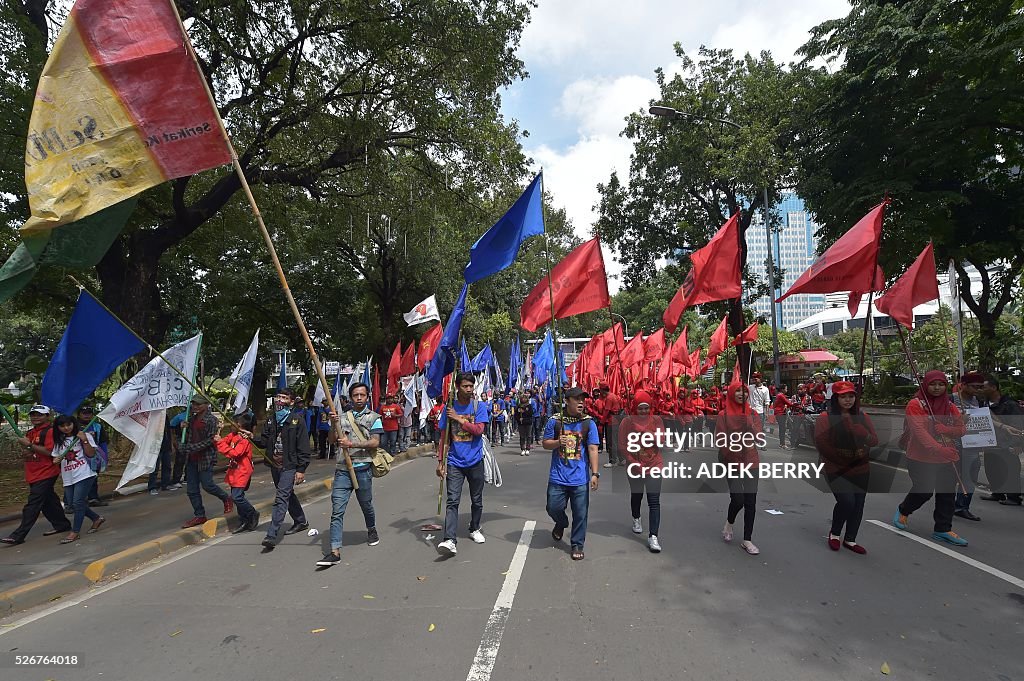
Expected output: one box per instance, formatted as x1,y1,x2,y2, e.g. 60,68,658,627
832,381,857,395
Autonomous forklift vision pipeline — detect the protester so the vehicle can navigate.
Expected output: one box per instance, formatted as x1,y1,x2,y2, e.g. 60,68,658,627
978,375,1023,506
619,390,663,553
893,370,968,546
952,372,985,520
531,390,544,444
398,400,413,453
748,373,771,445
814,381,878,554
600,384,625,467
167,408,187,489
76,405,109,506
178,395,233,528
50,414,105,544
216,414,259,533
516,394,534,456
543,386,600,561
490,392,507,445
251,388,310,549
317,382,382,566
2,405,72,545
316,398,332,459
436,373,489,556
773,385,795,450
379,394,402,457
427,397,445,450
717,382,762,555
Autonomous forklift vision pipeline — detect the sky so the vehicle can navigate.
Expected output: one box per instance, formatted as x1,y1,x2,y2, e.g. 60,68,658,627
501,0,851,289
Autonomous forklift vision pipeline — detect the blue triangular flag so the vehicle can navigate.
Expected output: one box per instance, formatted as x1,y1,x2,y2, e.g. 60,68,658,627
463,173,545,283
426,284,469,398
532,331,555,385
41,290,146,415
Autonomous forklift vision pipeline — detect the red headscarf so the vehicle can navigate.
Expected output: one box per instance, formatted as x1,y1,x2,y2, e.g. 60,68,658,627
914,369,955,417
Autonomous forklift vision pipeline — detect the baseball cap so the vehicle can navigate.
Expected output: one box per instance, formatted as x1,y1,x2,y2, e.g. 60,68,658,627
29,404,51,415
190,394,211,405
832,381,857,395
564,387,589,400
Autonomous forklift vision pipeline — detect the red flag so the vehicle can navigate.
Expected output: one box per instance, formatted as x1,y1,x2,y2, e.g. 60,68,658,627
417,323,443,370
731,321,759,347
372,366,381,410
618,333,645,368
643,328,666,362
700,354,717,375
707,316,729,358
875,243,940,329
400,342,416,377
520,238,611,331
663,213,743,332
688,348,701,378
387,342,402,393
583,337,606,382
656,341,674,383
671,325,689,363
777,201,888,302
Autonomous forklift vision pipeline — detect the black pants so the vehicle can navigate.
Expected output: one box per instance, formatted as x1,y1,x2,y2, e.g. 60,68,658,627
171,447,187,484
983,447,1022,500
828,472,868,542
777,414,789,447
726,475,759,541
10,476,71,541
148,442,173,491
317,430,330,459
533,417,543,443
519,421,532,450
444,460,485,542
898,459,957,532
629,475,661,536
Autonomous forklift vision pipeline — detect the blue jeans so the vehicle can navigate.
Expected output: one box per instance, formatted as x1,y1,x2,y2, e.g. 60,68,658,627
67,477,100,533
381,430,398,456
230,487,257,524
267,468,306,539
185,461,230,518
546,481,589,549
398,425,411,452
444,460,485,543
330,466,375,551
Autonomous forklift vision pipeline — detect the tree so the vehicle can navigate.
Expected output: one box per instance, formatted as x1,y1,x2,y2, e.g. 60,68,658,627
595,46,819,375
797,0,1024,371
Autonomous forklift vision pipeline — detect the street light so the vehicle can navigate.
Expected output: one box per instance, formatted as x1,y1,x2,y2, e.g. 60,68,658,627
609,312,629,339
648,105,783,388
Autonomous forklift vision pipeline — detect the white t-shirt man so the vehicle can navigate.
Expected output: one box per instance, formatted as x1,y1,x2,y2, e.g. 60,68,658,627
749,382,771,416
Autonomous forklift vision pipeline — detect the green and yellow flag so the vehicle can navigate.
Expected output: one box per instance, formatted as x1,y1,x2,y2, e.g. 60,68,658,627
0,0,232,301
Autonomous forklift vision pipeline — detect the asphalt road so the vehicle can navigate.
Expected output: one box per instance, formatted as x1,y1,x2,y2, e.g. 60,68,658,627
1,441,1022,681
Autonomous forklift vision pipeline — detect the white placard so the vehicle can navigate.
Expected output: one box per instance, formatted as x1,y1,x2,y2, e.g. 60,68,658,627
961,407,997,449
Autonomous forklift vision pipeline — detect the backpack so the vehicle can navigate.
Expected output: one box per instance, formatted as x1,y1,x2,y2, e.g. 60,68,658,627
346,411,393,478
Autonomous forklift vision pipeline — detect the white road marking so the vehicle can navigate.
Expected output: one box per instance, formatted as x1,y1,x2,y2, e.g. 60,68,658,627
465,520,535,681
867,520,1024,591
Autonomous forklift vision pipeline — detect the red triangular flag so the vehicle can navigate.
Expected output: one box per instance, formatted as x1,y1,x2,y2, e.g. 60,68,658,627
643,328,666,362
520,238,611,331
618,332,645,368
603,322,626,355
386,342,403,393
656,340,674,383
875,243,940,329
664,213,743,332
399,342,416,377
687,348,701,378
707,316,729,358
671,325,689,363
417,323,443,370
777,201,888,302
584,337,606,382
731,321,759,347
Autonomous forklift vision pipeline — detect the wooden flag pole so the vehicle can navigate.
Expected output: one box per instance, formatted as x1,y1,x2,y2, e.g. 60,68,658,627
169,5,357,487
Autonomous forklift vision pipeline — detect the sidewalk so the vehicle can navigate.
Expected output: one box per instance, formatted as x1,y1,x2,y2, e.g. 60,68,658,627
0,445,434,597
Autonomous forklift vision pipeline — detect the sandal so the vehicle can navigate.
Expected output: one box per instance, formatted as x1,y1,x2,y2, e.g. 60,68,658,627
740,540,760,555
571,546,584,561
60,533,80,544
1,536,24,545
551,526,564,542
87,517,106,534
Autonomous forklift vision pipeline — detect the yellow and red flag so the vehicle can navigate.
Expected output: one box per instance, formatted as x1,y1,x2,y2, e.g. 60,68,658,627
1,0,231,300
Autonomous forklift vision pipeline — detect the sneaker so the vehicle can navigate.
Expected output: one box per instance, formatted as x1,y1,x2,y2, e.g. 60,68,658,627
284,522,309,535
603,462,615,468
167,483,182,491
469,529,485,544
631,517,642,534
647,535,662,553
932,531,968,546
524,449,529,456
520,449,527,456
316,552,341,567
368,528,380,546
223,498,234,515
182,516,207,528
437,539,457,556
149,489,159,496
892,510,909,530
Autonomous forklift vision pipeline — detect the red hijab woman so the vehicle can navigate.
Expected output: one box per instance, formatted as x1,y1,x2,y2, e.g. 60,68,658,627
894,370,968,546
715,381,762,555
619,390,664,552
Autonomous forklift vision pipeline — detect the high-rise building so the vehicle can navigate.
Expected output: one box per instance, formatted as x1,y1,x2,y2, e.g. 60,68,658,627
745,192,826,330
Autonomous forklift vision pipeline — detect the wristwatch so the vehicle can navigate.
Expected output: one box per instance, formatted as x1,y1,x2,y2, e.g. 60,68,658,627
592,471,600,478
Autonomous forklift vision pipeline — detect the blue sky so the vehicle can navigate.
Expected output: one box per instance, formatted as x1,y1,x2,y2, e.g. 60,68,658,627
500,0,851,286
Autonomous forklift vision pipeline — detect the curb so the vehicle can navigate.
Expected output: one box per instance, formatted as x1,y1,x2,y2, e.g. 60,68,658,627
0,444,436,618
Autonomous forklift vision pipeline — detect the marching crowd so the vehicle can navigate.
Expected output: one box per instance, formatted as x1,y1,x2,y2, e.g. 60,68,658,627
4,369,1021,565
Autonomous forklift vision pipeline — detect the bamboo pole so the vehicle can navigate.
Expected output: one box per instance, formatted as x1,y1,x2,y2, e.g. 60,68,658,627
168,4,357,486
178,332,203,445
0,404,23,437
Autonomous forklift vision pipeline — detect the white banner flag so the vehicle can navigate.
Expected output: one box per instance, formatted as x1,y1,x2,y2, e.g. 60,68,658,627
99,334,202,491
402,376,417,416
419,381,433,430
227,329,259,415
403,295,441,326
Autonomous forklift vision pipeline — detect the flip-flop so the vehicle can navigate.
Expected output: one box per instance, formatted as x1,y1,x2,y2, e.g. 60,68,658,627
1,537,24,545
60,534,79,544
551,526,564,542
87,517,106,534
571,546,584,560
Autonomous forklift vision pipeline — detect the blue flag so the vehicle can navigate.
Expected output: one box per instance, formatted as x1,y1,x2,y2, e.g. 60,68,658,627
506,339,520,392
362,357,372,387
331,367,341,398
558,349,568,384
277,351,288,391
40,290,146,415
471,343,494,373
463,173,545,283
426,284,469,398
532,331,555,385
460,338,473,373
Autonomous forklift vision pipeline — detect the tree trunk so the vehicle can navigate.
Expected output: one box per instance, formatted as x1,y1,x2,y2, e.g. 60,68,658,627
976,312,997,373
95,239,171,345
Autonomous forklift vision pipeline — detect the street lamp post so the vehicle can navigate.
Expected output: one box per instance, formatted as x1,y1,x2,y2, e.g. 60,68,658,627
648,105,782,388
609,312,629,339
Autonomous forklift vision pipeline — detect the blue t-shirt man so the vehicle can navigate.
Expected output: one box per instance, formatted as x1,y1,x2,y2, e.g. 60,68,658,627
531,396,543,417
493,398,507,422
545,415,600,486
447,399,490,468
